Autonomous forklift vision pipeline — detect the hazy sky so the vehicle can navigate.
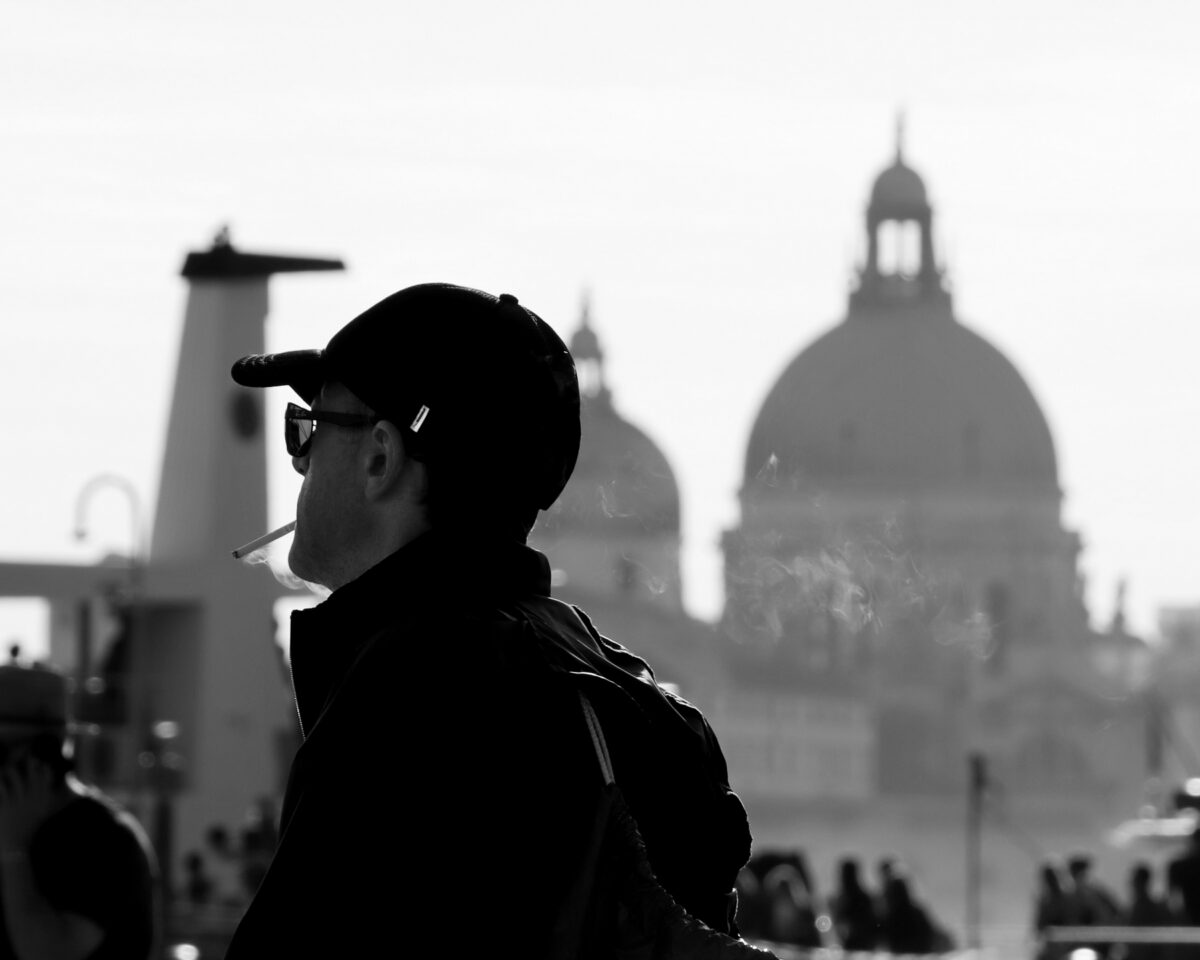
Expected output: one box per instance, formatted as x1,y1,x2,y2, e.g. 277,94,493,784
3,0,1198,646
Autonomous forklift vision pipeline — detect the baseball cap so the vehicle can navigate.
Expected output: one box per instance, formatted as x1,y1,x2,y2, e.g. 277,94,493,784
0,663,69,732
231,282,581,511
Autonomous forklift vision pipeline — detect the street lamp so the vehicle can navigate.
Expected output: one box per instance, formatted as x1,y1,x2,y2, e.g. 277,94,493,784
73,473,144,567
74,474,175,906
72,473,146,785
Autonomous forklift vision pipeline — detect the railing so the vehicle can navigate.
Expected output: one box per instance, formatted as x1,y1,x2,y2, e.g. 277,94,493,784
748,946,990,960
1044,926,1200,945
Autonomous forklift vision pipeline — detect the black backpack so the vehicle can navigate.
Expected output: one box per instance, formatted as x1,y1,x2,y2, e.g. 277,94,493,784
549,691,778,960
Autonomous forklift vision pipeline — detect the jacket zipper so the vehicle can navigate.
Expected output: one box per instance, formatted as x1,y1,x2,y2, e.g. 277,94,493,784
292,687,306,741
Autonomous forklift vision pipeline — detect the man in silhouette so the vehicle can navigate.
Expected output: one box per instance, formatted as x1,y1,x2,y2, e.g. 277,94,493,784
0,659,159,959
224,283,752,956
1065,853,1121,960
1169,824,1200,926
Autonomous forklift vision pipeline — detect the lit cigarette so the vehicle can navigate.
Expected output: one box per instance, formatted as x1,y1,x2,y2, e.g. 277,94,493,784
232,521,296,560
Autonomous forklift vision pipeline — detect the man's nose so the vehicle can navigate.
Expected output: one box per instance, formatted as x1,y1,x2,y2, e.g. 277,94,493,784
291,453,309,476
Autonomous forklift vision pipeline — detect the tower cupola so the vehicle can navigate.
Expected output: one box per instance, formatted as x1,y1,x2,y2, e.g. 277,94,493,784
569,291,610,404
855,116,944,305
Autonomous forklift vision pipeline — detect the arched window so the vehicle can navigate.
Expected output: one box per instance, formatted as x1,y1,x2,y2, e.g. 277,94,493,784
877,220,921,277
576,357,604,399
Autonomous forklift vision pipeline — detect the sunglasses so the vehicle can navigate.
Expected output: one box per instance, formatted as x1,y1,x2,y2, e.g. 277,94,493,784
284,402,379,457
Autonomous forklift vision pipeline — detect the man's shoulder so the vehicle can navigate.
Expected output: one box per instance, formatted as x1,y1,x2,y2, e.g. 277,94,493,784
45,788,154,859
363,594,547,663
46,789,125,836
344,595,567,708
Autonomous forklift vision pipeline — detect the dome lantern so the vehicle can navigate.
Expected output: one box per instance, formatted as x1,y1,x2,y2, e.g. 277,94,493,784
569,290,609,403
856,114,943,303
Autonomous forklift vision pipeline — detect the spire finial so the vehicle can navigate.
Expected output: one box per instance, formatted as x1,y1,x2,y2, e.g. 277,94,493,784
895,109,906,162
1111,577,1128,635
580,287,593,329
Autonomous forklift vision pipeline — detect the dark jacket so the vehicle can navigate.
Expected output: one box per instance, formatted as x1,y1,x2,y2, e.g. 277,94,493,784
226,532,751,957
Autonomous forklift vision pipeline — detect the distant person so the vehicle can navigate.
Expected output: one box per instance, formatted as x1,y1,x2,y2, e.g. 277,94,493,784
875,855,898,936
202,823,244,906
1122,862,1170,960
830,856,878,951
743,849,824,946
182,850,214,908
1168,824,1200,924
236,796,278,899
1065,854,1121,960
761,862,822,947
735,866,769,941
877,855,897,885
1033,860,1073,960
1067,854,1121,925
879,873,939,955
223,284,757,956
0,659,159,959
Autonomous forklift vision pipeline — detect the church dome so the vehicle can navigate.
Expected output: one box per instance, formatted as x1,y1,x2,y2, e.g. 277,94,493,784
744,313,1058,494
870,158,928,213
744,134,1058,496
570,323,602,362
538,298,680,536
541,395,680,534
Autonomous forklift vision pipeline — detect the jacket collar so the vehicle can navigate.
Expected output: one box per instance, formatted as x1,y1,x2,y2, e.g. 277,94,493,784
288,531,551,734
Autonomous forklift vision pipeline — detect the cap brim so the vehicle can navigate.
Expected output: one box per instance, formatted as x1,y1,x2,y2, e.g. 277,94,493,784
231,350,326,404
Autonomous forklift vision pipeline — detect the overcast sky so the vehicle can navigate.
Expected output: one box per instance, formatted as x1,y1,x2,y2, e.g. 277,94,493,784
3,0,1198,649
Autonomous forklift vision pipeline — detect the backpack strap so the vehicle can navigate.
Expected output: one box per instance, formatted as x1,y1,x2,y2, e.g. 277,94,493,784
578,691,615,787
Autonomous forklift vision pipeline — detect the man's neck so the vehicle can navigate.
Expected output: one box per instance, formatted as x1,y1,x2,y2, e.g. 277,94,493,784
327,517,433,593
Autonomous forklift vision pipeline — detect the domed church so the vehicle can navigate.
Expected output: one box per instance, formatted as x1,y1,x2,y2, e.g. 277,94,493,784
715,134,1147,821
534,294,682,608
529,295,726,708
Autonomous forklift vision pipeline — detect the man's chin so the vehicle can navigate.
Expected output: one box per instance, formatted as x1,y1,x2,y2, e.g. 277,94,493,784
287,543,322,588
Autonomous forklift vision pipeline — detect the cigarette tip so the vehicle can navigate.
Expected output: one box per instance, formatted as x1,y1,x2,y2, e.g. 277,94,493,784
231,520,297,560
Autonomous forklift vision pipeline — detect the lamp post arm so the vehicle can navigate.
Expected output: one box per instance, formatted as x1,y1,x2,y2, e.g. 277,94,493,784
73,474,144,572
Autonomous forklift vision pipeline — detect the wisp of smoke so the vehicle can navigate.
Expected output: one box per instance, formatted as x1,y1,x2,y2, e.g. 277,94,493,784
754,453,780,488
237,529,330,600
730,513,996,663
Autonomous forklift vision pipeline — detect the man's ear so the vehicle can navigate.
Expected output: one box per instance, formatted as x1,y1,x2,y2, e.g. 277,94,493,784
363,420,407,499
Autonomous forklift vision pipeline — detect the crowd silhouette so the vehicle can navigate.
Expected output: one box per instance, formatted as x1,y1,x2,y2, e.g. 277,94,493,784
1034,832,1200,960
736,850,955,953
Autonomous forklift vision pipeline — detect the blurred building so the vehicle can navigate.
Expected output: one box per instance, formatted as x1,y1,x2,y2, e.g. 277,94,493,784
0,139,1169,932
529,295,725,710
1159,606,1200,653
0,232,341,904
1148,606,1200,797
715,137,1149,823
